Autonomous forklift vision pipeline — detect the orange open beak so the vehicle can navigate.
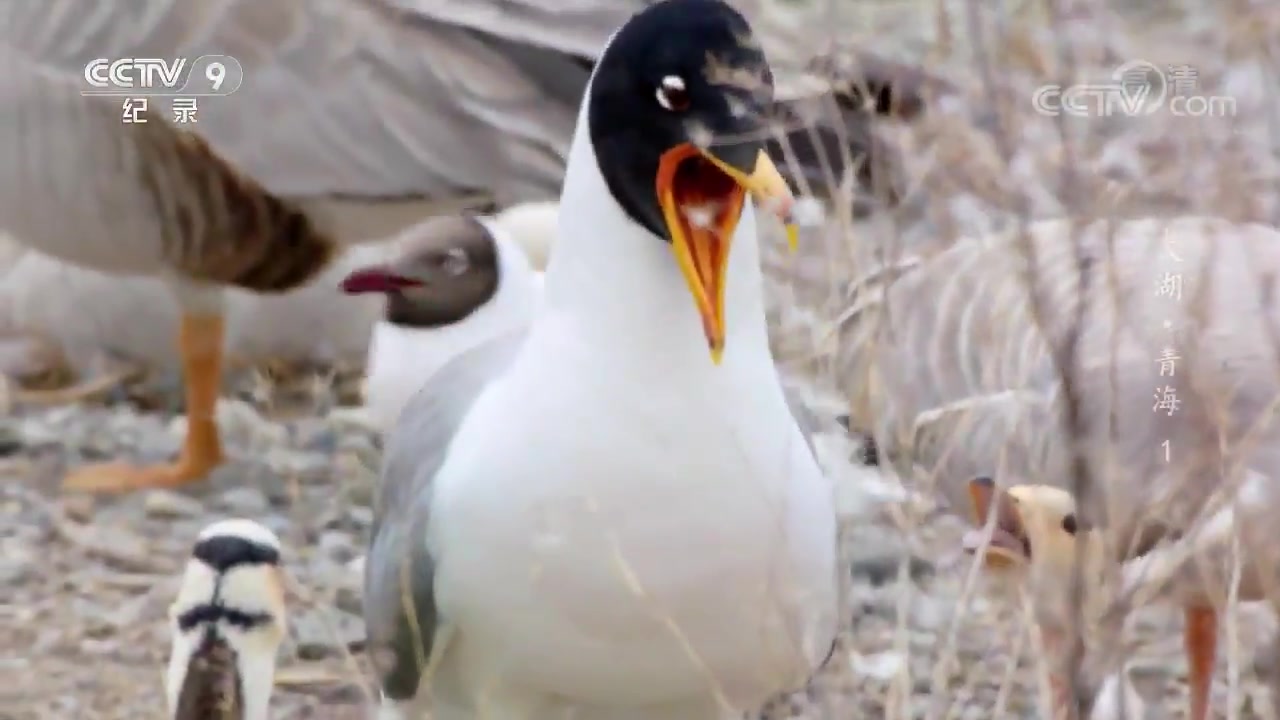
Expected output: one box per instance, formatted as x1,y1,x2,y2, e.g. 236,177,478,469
964,477,1031,570
656,143,795,364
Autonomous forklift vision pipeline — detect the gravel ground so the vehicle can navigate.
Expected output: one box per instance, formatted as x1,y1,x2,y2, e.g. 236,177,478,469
4,394,383,719
2,385,1049,720
4,380,1280,719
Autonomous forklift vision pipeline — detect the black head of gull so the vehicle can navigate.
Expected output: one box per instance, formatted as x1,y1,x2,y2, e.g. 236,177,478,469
585,0,796,362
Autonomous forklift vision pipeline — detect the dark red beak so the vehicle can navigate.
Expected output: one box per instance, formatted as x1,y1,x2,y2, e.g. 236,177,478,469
339,267,423,294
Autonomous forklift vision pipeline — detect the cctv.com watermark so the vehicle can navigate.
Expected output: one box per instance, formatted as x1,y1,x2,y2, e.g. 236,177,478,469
1033,60,1237,119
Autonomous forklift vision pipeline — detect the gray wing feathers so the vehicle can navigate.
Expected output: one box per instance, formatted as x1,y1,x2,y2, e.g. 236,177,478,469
363,328,528,700
780,383,821,458
0,0,643,202
3,0,929,210
374,0,649,58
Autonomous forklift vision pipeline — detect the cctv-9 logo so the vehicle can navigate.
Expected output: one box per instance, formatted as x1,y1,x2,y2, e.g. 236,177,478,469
82,55,243,95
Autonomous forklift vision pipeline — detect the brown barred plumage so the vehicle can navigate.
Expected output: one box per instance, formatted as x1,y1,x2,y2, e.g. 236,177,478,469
130,115,339,293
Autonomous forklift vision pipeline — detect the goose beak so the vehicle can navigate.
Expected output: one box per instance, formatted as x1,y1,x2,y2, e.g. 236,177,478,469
963,477,1031,569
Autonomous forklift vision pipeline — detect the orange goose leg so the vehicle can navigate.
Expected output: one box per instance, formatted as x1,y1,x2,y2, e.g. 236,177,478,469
63,314,225,492
1185,605,1218,720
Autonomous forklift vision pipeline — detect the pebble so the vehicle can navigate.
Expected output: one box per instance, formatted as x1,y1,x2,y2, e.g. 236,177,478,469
334,583,363,616
851,550,935,586
850,649,905,681
290,607,365,660
0,546,34,584
78,638,119,656
347,505,374,528
102,592,152,629
295,418,339,453
17,412,73,447
217,486,270,515
259,513,292,537
0,423,22,456
846,529,934,586
61,494,96,522
75,524,158,572
142,489,204,519
71,598,118,638
907,595,950,631
215,399,290,449
32,628,60,654
337,432,379,461
266,448,332,478
318,530,357,564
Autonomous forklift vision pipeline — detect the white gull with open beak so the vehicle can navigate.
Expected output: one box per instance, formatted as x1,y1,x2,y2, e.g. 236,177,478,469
362,2,838,718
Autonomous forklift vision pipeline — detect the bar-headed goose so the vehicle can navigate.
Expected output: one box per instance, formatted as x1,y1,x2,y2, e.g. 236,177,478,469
167,519,287,720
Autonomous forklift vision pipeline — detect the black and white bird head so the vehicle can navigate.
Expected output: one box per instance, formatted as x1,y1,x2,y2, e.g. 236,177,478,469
166,519,287,720
570,0,798,363
338,214,539,330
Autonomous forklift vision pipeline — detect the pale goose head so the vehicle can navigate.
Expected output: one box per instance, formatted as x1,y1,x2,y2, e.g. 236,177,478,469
166,519,287,720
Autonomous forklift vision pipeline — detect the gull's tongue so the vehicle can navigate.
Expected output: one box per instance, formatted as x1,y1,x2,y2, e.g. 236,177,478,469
681,202,722,230
677,202,724,310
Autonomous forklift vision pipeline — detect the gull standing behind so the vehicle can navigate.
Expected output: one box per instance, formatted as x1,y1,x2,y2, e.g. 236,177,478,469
362,1,839,718
341,213,546,434
166,519,288,720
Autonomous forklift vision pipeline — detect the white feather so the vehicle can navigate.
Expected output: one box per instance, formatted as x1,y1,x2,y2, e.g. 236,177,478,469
491,200,560,272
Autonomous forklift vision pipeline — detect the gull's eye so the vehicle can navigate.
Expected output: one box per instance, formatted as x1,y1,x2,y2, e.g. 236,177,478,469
440,248,470,276
656,75,690,112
